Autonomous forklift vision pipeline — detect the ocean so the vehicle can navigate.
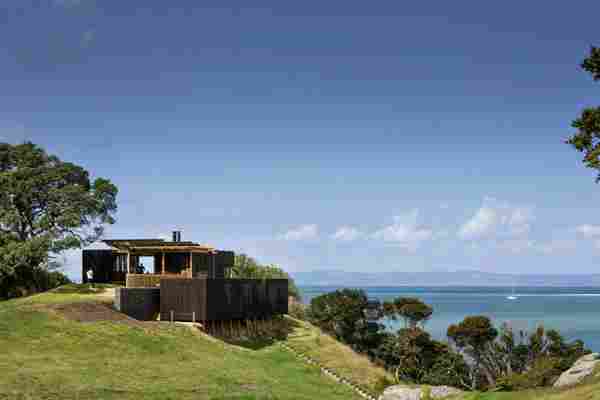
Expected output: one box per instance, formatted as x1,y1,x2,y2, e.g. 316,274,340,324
299,286,600,352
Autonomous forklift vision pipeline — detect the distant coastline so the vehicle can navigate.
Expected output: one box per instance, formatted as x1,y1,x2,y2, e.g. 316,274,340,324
292,270,600,287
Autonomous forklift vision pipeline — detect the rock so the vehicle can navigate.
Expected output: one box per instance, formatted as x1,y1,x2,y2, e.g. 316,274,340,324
378,387,421,400
428,386,463,398
553,353,600,388
378,385,462,400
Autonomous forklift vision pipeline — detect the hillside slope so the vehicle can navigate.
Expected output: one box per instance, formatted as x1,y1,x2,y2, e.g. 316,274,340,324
0,285,359,400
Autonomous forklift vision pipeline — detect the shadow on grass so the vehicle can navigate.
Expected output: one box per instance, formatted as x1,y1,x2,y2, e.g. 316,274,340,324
208,317,296,350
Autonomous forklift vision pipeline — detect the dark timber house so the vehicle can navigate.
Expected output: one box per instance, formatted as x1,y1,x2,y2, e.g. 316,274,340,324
82,232,288,322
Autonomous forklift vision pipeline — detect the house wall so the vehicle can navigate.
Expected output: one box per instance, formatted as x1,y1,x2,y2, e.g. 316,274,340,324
82,250,125,283
159,278,288,322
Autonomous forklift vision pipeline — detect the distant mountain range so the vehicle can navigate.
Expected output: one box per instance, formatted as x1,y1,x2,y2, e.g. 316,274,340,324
291,269,600,287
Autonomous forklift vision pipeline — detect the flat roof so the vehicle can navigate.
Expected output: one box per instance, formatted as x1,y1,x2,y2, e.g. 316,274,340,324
103,239,215,253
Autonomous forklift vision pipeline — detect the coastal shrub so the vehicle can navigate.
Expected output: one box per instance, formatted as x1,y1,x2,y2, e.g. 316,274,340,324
374,327,471,388
496,357,563,391
308,289,590,393
0,265,71,299
372,375,395,395
288,300,307,320
308,288,385,352
382,297,433,329
422,351,471,389
447,316,499,388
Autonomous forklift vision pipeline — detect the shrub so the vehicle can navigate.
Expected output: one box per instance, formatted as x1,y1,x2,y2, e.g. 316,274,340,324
308,289,385,352
0,265,71,299
288,300,307,320
372,375,396,395
496,357,563,391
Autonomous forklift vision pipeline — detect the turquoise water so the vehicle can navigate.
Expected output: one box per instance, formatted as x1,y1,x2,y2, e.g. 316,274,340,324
299,286,600,351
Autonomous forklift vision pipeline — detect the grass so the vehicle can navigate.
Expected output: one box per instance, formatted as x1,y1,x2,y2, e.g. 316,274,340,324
284,317,395,394
3,285,598,400
0,285,359,400
456,367,600,400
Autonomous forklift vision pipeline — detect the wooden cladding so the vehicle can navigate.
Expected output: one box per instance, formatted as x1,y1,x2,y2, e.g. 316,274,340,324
160,278,288,322
82,250,125,283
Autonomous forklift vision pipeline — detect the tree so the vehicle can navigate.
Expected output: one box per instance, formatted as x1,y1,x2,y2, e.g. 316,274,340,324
382,297,433,329
373,327,470,388
308,288,384,352
566,46,600,180
0,142,118,290
447,316,499,388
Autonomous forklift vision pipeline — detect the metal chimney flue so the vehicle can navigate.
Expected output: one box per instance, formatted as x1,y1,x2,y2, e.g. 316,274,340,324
172,230,181,242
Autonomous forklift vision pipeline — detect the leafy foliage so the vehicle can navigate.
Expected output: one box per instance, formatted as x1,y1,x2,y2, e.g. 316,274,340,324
0,266,70,299
447,318,590,391
375,327,468,386
0,142,117,296
496,357,564,391
566,46,600,180
383,297,433,329
307,289,589,393
230,253,301,300
307,288,384,353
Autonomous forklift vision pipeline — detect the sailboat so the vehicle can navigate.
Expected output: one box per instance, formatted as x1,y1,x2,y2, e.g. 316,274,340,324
507,281,518,300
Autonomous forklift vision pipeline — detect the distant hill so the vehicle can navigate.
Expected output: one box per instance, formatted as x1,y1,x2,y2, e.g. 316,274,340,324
291,269,600,287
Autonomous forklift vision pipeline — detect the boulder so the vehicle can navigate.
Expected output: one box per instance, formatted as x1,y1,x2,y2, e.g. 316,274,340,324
553,353,600,388
378,387,421,400
378,385,462,400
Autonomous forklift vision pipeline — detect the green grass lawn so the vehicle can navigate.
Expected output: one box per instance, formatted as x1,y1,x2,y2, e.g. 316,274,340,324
2,285,598,400
0,285,359,400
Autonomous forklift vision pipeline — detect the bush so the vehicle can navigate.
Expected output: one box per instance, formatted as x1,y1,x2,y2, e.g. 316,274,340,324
372,375,396,395
308,289,385,352
0,265,71,299
289,300,307,320
496,357,563,391
422,351,471,388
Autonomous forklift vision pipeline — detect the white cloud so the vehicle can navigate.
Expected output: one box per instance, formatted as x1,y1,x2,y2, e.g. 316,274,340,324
458,204,498,240
371,209,433,251
280,224,318,241
458,197,534,240
576,224,600,239
331,226,363,242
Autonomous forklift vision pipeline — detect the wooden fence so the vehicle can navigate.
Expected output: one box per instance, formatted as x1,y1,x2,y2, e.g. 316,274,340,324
160,278,288,322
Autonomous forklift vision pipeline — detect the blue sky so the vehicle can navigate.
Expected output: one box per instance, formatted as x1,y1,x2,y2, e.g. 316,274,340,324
1,1,600,280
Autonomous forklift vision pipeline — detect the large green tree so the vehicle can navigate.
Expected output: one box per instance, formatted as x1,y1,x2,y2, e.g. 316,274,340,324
0,142,118,286
566,46,600,179
447,316,499,388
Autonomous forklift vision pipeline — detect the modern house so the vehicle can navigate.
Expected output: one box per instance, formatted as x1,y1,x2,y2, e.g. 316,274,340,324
82,231,235,284
82,231,288,322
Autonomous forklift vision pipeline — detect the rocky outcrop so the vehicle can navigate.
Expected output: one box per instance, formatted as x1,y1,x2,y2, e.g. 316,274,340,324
553,353,600,388
378,385,462,400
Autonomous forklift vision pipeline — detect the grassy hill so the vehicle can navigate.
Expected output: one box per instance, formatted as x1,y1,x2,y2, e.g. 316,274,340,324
1,284,598,400
0,285,382,400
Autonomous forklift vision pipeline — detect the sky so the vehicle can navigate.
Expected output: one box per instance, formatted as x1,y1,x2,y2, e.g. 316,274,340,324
1,1,600,280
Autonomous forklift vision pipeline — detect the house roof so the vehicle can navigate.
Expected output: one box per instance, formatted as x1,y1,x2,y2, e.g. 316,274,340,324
102,239,215,253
